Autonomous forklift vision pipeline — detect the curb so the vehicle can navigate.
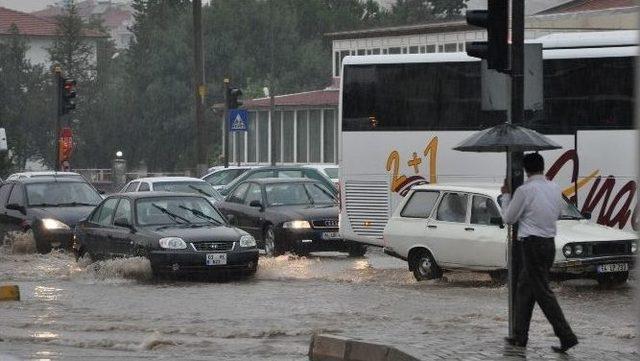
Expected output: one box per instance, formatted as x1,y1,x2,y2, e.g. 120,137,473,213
309,334,422,361
0,285,20,301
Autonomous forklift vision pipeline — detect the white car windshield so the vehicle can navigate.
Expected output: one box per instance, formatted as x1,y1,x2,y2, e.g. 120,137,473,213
265,183,335,206
154,181,222,200
324,167,339,179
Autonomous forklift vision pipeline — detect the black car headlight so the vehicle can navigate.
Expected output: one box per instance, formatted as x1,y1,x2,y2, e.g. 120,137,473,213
574,244,584,256
282,220,311,229
239,235,256,248
42,218,70,231
158,237,187,250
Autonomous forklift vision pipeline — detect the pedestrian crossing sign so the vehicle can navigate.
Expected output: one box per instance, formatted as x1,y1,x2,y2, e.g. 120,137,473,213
228,109,248,132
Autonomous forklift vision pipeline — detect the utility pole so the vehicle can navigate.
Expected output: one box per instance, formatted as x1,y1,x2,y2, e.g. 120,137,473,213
223,78,230,168
507,0,525,338
193,0,207,176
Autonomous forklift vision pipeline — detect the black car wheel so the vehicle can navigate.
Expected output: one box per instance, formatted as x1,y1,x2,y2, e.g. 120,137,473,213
347,244,367,258
409,249,442,281
264,226,283,257
32,225,52,254
596,271,629,288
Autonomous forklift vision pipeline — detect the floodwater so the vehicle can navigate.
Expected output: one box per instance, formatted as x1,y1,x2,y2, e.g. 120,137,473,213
0,232,637,360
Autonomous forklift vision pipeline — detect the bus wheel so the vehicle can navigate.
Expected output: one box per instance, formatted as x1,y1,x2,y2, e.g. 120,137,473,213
409,249,441,281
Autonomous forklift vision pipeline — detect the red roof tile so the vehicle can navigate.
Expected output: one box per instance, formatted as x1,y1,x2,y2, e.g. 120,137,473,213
244,88,339,109
538,0,640,14
0,6,105,37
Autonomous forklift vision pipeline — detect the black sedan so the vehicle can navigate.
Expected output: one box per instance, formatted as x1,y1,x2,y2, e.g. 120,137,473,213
216,178,366,257
73,192,259,278
0,176,103,253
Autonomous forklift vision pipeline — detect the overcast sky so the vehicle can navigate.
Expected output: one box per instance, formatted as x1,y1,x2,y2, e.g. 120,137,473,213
1,0,567,15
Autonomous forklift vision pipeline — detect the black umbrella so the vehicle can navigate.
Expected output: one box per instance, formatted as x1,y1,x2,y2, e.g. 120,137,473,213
453,122,562,152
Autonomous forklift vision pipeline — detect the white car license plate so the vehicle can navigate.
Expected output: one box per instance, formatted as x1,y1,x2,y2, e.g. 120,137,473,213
597,263,628,273
322,232,340,240
206,253,227,266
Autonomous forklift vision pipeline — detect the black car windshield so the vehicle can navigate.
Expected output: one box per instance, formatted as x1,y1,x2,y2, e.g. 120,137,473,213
265,182,336,206
25,182,102,206
154,181,222,200
136,196,225,226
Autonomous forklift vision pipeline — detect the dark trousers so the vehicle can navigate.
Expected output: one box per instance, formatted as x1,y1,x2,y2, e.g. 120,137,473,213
514,236,576,343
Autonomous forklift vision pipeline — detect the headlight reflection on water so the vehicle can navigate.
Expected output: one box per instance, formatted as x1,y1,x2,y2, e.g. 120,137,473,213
34,286,63,302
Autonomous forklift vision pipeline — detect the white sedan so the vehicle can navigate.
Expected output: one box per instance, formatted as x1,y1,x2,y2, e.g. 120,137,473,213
120,177,222,203
383,184,637,287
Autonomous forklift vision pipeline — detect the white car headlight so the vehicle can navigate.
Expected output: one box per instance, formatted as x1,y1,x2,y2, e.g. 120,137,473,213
282,220,311,229
42,218,70,230
239,235,256,248
562,244,573,257
574,244,584,256
158,237,187,250
631,241,637,254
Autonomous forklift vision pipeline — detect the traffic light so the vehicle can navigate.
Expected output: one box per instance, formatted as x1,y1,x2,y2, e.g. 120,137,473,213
227,87,243,109
58,78,77,115
466,0,509,72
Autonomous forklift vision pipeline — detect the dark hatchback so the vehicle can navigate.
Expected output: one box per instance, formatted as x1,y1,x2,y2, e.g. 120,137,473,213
73,192,259,277
217,178,366,257
0,177,102,253
219,166,338,197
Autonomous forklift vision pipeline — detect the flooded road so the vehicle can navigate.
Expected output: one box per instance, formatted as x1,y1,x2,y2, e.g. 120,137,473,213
0,235,637,360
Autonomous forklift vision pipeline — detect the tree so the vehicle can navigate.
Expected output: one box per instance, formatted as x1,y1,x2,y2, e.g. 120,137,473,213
389,0,469,25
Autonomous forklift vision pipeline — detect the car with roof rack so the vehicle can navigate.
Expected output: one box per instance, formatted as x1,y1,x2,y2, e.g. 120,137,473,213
383,183,637,287
120,176,222,204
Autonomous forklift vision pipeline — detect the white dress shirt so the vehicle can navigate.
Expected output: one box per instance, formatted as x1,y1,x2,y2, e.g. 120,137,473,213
501,174,563,239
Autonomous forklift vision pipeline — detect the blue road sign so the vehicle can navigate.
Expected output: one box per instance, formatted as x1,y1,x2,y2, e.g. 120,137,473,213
229,109,248,132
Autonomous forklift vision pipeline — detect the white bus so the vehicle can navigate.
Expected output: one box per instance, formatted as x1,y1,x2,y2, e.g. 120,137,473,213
338,31,638,247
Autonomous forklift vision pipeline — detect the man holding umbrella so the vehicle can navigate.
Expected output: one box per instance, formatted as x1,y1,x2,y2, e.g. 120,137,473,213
501,152,578,353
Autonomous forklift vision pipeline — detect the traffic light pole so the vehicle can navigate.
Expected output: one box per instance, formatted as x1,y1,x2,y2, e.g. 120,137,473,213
223,79,230,168
508,0,525,339
54,68,62,171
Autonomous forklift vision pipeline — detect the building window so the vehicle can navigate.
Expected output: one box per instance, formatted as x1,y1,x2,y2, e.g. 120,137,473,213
296,110,308,163
438,44,444,52
282,111,294,163
444,43,457,53
388,47,401,54
273,111,282,163
323,109,336,163
258,111,269,163
357,49,365,55
334,51,340,77
458,42,465,52
420,46,426,53
338,50,349,76
426,45,436,53
372,48,381,55
309,110,321,162
383,48,388,54
236,131,245,163
409,46,419,54
247,111,257,162
366,49,372,55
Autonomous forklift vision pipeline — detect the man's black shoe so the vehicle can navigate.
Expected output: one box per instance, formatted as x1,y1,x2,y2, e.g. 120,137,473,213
551,337,578,353
504,337,527,347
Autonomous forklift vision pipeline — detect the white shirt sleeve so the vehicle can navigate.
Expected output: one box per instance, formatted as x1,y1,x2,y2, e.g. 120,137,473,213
501,189,526,225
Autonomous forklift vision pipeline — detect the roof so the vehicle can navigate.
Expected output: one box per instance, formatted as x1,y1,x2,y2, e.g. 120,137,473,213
109,191,207,200
7,176,86,184
537,0,640,14
411,183,502,197
248,177,318,185
243,88,338,109
130,176,205,183
0,6,106,38
324,20,470,40
6,171,83,180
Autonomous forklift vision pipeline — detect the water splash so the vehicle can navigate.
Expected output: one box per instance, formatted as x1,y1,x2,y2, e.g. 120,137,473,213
88,257,153,282
3,230,36,254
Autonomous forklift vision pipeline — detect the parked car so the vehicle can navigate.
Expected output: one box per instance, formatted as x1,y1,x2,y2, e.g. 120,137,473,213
202,166,258,191
220,166,337,197
73,192,259,278
383,184,637,287
0,175,103,253
216,178,366,257
303,164,339,186
120,177,222,203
